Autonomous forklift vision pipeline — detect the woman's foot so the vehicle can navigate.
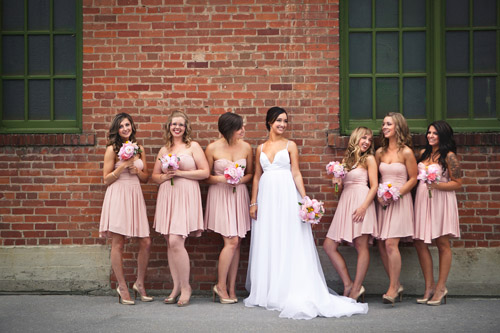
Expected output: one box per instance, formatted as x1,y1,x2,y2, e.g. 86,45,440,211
417,287,435,304
343,283,353,297
427,287,448,306
177,287,192,307
132,283,153,302
164,289,180,304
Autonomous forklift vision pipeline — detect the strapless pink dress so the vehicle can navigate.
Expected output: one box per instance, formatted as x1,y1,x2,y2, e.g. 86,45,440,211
153,154,204,237
326,167,378,243
376,162,414,240
204,159,250,238
414,163,460,243
99,159,150,238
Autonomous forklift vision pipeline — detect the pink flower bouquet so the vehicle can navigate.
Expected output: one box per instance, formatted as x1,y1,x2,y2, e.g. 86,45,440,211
159,153,180,185
224,163,245,193
326,161,346,192
377,182,402,209
118,141,141,161
417,164,441,198
298,196,325,225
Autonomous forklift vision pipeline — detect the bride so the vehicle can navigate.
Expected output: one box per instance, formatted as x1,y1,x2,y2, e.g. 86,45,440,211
244,107,369,320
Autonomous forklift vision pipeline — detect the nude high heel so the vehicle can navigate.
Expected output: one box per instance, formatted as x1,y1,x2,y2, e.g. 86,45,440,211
212,285,236,304
417,289,435,304
354,286,366,303
427,288,448,306
132,283,154,302
117,287,135,305
383,285,404,307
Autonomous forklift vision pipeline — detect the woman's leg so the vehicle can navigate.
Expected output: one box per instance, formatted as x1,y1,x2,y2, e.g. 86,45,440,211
110,233,131,300
216,236,239,299
168,234,192,303
323,237,353,296
134,237,152,295
414,239,435,299
227,237,241,299
430,236,452,302
349,235,370,299
384,237,402,297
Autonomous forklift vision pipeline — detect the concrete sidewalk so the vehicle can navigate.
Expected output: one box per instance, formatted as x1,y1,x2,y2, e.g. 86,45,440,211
1,294,499,332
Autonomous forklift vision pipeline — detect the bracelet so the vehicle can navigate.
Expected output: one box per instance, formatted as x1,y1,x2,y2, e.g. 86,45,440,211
111,171,118,179
249,203,258,207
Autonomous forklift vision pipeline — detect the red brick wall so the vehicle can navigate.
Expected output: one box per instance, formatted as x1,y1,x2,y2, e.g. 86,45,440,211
1,0,499,292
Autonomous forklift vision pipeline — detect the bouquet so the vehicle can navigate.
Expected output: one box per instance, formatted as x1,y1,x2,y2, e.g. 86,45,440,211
224,163,245,193
118,141,141,161
417,164,441,198
159,153,180,185
298,196,325,225
377,182,402,209
326,161,347,192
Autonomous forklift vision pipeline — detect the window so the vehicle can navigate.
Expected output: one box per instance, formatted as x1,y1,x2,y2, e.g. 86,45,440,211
340,0,500,133
1,0,82,133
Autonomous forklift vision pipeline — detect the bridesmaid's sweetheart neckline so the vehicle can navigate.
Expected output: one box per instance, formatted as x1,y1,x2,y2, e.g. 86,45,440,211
215,158,246,163
261,148,288,165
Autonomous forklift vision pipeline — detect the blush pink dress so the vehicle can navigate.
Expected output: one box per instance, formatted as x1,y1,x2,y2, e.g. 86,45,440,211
414,163,460,243
326,167,378,243
376,162,414,240
204,159,251,238
99,159,150,238
153,154,204,238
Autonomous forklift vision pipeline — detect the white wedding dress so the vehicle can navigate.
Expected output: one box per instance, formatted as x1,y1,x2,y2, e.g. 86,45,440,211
244,142,369,320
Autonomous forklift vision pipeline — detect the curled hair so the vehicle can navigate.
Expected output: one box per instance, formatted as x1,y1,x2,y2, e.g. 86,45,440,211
379,112,412,151
266,106,287,131
106,113,139,155
344,127,374,170
163,110,192,149
218,112,243,143
418,120,456,174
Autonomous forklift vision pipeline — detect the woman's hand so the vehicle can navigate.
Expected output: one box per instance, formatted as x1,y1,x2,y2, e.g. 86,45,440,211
377,196,392,208
352,206,366,222
250,204,258,220
161,169,176,181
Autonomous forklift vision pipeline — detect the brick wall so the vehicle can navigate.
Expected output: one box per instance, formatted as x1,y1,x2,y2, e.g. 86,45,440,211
1,0,499,293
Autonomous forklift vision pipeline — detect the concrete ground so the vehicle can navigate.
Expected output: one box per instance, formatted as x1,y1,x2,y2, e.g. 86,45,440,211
1,294,499,333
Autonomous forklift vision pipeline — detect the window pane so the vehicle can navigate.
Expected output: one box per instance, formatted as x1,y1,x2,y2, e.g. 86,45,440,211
2,80,25,120
403,78,426,118
54,79,76,120
402,0,425,27
403,32,426,72
2,0,25,31
54,0,76,30
349,78,372,119
474,77,496,118
446,32,469,73
473,0,497,26
28,0,50,30
54,35,76,75
376,32,398,73
446,0,469,27
2,36,25,75
446,77,469,118
349,0,371,28
376,0,398,28
29,35,50,75
349,33,372,74
473,31,497,73
376,78,399,118
28,80,50,120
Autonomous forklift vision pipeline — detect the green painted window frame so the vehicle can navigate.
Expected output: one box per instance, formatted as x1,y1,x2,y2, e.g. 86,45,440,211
0,0,82,134
340,0,500,134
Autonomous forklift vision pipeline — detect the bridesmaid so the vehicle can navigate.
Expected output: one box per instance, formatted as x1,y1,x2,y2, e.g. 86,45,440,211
99,113,153,305
413,121,462,306
323,127,378,302
152,111,209,307
375,112,417,306
204,112,253,304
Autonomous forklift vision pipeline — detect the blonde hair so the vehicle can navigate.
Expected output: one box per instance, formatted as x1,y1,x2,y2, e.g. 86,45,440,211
379,112,412,152
163,110,192,149
344,127,374,170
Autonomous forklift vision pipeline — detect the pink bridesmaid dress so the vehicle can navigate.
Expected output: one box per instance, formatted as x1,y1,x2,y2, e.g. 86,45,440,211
376,162,414,240
99,159,150,238
326,167,378,243
414,163,460,243
204,159,251,238
153,154,204,237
